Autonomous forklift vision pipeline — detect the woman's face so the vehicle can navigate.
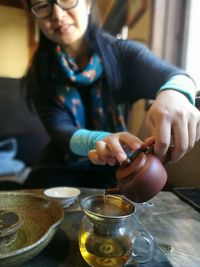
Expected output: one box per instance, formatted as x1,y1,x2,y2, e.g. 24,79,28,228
30,0,91,53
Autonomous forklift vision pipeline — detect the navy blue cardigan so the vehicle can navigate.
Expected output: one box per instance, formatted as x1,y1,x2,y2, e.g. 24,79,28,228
32,27,186,159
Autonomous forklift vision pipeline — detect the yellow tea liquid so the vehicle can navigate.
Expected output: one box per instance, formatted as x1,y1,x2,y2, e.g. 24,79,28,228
79,232,131,267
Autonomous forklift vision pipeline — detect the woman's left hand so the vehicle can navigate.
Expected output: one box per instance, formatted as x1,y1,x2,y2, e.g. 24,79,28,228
88,132,144,166
146,90,200,163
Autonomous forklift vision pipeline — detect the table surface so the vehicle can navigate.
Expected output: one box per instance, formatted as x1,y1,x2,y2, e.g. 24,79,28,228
135,190,200,267
11,188,200,266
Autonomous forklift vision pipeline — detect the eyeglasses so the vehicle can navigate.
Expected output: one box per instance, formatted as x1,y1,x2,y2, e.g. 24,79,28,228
30,0,79,19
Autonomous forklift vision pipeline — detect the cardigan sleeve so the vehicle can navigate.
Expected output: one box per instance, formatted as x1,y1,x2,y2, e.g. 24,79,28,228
158,74,196,105
116,40,191,102
33,88,78,155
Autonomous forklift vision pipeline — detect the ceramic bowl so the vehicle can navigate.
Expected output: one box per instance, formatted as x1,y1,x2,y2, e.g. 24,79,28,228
44,187,81,208
0,192,64,267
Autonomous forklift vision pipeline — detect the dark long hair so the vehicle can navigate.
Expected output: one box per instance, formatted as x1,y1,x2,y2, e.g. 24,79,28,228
22,32,57,109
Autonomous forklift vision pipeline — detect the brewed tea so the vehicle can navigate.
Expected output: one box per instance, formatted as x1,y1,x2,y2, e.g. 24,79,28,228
79,231,131,267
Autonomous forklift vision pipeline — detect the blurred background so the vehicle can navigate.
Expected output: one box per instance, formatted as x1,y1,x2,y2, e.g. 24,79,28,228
0,0,199,188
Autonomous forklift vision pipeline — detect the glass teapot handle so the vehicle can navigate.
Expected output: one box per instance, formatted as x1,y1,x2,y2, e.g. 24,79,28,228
130,229,156,264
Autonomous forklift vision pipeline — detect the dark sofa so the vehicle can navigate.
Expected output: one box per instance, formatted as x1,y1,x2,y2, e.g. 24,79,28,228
0,77,49,166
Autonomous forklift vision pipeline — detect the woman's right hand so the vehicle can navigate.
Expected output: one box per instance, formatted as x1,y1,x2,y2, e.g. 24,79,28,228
88,132,144,166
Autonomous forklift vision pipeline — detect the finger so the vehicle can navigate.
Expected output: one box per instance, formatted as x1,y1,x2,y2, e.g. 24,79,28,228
118,133,144,151
153,120,171,162
143,136,155,147
188,116,198,150
197,120,200,142
106,137,127,164
105,133,143,163
196,112,200,141
88,150,106,165
96,140,117,166
146,114,155,136
170,121,188,162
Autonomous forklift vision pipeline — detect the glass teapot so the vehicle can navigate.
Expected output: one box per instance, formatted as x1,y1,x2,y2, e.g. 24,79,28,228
78,194,155,267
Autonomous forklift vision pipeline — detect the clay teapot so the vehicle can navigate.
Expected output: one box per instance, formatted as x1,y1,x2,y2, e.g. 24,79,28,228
107,147,167,203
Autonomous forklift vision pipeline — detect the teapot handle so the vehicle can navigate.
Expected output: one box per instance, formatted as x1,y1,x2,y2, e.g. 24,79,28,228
130,229,156,264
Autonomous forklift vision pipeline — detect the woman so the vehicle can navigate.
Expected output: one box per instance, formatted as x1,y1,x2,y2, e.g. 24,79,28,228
23,0,200,188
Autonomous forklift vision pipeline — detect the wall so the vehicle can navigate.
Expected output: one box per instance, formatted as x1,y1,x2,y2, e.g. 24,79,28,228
95,0,115,25
166,142,200,189
0,5,37,78
185,0,200,91
127,0,152,45
95,0,153,46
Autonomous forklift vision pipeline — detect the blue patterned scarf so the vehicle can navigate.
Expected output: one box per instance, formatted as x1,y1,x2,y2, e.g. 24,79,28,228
56,46,126,131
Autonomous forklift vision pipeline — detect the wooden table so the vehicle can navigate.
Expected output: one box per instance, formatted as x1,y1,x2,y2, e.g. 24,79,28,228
19,188,200,267
135,191,200,267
